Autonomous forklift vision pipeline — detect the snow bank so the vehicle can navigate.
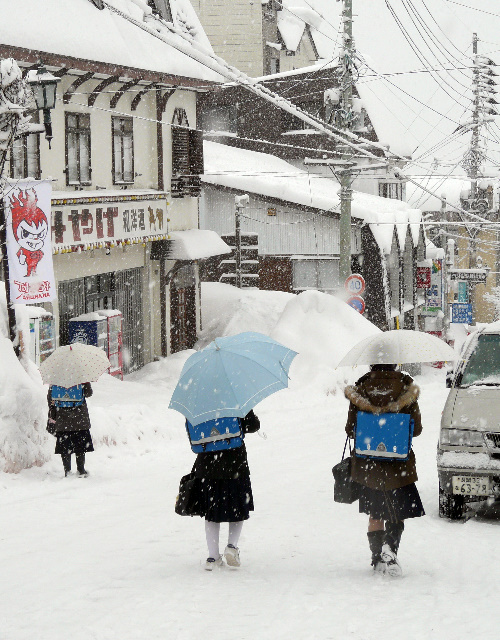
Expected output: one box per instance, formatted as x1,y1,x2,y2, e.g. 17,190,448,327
0,285,48,472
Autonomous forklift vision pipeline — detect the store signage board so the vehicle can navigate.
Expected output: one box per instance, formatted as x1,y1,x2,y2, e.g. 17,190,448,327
452,303,472,324
345,273,366,295
449,269,487,284
347,295,365,314
416,266,431,288
50,194,168,250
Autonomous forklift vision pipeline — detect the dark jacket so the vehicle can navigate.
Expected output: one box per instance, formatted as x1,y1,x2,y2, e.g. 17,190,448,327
191,410,260,480
344,370,422,491
47,383,93,433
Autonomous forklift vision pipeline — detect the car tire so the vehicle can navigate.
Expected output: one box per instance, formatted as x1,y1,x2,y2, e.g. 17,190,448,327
439,484,465,520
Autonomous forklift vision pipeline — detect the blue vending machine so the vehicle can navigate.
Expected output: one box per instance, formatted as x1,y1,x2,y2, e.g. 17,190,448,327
68,313,108,355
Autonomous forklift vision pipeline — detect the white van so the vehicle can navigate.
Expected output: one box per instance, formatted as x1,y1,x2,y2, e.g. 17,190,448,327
438,324,500,519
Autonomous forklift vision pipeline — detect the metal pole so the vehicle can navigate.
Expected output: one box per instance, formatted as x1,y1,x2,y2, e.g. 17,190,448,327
0,198,19,355
235,204,242,289
339,0,354,283
0,112,20,356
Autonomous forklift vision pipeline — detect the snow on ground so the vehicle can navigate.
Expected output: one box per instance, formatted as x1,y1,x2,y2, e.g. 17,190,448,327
0,285,499,639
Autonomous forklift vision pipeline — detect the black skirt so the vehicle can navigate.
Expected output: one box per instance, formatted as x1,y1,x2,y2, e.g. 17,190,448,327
55,430,94,455
194,474,254,523
358,482,425,521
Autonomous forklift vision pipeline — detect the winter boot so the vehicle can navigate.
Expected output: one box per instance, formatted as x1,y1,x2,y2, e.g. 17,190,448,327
381,521,405,577
61,454,71,477
224,544,241,567
367,530,386,573
205,555,224,571
76,453,88,477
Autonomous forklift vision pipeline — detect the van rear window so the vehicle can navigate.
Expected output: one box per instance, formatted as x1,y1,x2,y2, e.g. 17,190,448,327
461,334,500,386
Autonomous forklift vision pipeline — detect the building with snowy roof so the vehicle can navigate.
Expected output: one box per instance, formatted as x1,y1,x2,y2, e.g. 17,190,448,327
200,141,426,331
0,0,231,371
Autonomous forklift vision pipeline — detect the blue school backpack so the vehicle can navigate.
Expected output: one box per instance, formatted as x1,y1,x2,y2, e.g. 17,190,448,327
51,384,85,408
354,411,414,461
185,417,243,453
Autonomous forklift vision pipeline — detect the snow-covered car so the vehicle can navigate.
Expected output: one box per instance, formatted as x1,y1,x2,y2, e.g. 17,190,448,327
438,325,500,519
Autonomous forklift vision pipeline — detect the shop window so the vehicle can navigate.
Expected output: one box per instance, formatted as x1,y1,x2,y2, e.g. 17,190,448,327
293,259,339,292
112,117,134,185
171,108,204,198
379,182,403,201
65,112,91,186
202,105,237,135
10,117,40,179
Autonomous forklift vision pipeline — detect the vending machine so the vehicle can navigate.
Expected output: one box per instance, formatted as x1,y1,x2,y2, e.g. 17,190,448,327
69,310,123,380
28,308,55,366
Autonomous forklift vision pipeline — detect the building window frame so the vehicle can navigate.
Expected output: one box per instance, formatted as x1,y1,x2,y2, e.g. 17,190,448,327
112,116,134,185
379,182,403,201
9,115,41,180
65,112,91,187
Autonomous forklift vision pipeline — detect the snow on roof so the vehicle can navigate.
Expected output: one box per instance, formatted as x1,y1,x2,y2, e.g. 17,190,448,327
0,0,221,83
168,229,231,260
203,141,423,253
277,9,307,53
406,177,498,212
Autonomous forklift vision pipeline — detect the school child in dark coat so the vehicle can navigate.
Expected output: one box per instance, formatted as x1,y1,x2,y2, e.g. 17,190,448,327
344,364,425,577
47,382,94,477
190,410,260,570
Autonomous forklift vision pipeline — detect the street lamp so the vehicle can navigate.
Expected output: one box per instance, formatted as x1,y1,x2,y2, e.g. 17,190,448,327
26,64,59,148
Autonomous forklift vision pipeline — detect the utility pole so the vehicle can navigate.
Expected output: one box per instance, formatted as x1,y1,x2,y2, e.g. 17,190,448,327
460,34,498,323
338,0,355,283
234,194,249,289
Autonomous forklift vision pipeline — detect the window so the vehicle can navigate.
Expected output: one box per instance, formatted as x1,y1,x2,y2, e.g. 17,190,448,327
293,259,340,292
10,121,40,179
171,108,204,198
202,105,237,135
112,117,134,184
461,334,500,386
65,113,91,186
379,182,403,200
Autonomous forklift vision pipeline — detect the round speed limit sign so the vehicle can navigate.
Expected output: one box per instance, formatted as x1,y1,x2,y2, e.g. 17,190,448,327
345,273,366,296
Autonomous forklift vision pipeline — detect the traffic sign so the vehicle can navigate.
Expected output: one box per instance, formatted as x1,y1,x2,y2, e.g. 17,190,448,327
347,295,365,314
345,273,366,295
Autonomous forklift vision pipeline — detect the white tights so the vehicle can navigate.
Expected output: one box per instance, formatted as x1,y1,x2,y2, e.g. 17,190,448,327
205,520,244,559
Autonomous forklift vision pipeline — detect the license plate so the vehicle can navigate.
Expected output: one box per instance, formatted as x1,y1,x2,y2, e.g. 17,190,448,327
452,476,491,496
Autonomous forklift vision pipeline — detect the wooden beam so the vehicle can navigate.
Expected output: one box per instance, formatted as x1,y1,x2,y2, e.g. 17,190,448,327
110,79,140,109
88,75,119,107
63,71,94,104
131,83,156,111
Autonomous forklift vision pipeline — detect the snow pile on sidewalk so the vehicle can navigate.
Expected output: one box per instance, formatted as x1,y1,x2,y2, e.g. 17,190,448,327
0,284,48,472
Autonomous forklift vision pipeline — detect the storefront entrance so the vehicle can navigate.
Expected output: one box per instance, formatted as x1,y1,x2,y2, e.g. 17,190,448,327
58,267,144,373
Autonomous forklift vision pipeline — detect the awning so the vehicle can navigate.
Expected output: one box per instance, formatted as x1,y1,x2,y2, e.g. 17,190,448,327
166,229,231,260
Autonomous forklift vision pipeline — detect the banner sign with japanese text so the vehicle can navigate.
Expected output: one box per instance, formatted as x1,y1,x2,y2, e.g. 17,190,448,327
424,259,443,313
4,180,56,304
50,194,168,248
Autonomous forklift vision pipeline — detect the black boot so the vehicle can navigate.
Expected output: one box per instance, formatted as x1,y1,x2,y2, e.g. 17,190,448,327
381,521,404,577
384,521,404,554
367,530,385,571
61,453,71,477
76,453,88,477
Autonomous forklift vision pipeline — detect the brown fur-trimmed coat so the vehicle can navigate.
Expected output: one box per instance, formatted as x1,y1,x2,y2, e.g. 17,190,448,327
344,370,422,491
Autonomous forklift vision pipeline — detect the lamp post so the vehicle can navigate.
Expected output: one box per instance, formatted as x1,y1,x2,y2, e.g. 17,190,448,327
0,58,59,355
26,64,59,149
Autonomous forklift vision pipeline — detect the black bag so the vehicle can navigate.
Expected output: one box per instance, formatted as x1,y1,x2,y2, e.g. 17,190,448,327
332,437,361,504
46,406,57,436
175,473,203,517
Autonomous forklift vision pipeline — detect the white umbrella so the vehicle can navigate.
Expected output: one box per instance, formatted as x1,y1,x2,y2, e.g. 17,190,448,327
337,329,457,367
40,343,110,387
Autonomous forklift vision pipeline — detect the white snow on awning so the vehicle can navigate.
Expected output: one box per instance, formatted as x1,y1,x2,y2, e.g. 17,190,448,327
266,41,282,51
168,230,231,260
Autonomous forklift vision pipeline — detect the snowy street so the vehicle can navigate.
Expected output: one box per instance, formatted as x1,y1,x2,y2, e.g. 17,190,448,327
1,286,499,640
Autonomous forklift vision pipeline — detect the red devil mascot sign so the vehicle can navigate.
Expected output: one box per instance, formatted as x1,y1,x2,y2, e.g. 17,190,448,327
5,180,55,303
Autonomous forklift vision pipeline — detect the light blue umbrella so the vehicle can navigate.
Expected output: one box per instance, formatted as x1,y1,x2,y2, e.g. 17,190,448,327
169,331,298,426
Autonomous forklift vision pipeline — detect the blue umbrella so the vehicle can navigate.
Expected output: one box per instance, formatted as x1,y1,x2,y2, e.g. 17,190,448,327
169,331,298,426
